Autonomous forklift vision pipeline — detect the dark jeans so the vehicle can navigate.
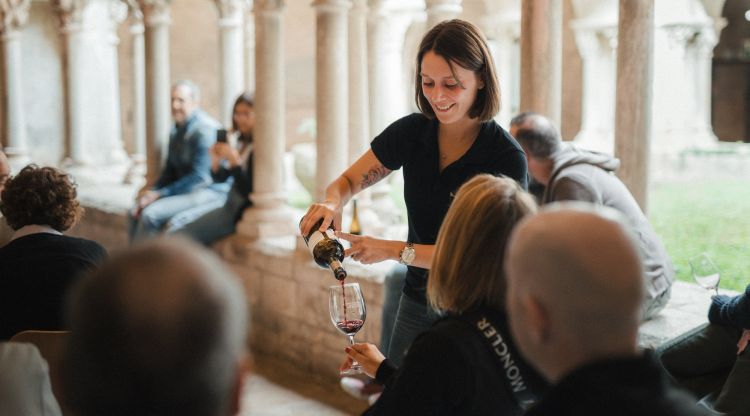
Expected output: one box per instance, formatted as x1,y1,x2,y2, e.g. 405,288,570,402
658,323,750,415
380,264,407,353
386,292,440,367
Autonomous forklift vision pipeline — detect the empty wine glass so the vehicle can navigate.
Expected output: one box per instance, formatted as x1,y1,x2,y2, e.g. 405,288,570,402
689,253,721,296
329,282,367,375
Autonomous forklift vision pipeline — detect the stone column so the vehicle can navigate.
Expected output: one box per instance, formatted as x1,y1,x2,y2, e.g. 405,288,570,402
54,0,88,164
425,0,461,30
237,0,294,239
0,0,31,169
312,0,349,202
215,0,245,126
128,0,147,159
519,0,562,126
569,0,616,153
690,25,721,147
52,0,128,171
477,0,521,125
138,0,172,187
244,0,255,92
367,0,409,137
614,0,653,211
348,0,368,166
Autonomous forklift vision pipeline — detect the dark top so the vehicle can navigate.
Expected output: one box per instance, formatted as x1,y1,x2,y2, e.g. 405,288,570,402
364,308,546,416
153,110,221,197
0,233,107,340
371,113,528,302
709,284,750,329
212,140,253,219
526,355,711,416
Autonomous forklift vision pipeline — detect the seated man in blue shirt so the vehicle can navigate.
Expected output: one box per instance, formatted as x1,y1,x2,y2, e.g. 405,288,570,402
128,80,226,242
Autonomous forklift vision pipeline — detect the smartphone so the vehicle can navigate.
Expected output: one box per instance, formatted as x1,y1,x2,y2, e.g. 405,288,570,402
216,128,228,143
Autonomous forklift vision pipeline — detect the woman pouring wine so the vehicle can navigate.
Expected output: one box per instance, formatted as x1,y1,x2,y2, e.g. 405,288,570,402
300,19,528,368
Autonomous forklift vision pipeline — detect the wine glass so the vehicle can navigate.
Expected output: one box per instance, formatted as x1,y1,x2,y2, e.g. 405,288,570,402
689,253,721,296
329,282,367,375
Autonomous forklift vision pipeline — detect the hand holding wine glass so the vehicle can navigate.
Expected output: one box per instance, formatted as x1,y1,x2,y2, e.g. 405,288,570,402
689,252,721,296
329,282,367,375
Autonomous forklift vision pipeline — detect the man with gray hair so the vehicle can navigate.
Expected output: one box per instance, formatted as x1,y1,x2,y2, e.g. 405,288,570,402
63,237,249,416
505,204,708,415
128,80,226,242
509,112,674,320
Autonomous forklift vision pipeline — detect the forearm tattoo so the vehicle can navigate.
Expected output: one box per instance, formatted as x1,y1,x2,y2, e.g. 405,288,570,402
360,164,391,190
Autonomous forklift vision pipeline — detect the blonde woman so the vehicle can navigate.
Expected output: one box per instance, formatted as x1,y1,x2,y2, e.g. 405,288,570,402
343,175,547,415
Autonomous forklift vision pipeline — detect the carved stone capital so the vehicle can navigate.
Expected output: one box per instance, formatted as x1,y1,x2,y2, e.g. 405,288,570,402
110,0,129,25
51,0,87,32
137,0,171,27
215,0,244,17
253,0,284,13
425,0,461,13
0,0,31,34
312,0,350,14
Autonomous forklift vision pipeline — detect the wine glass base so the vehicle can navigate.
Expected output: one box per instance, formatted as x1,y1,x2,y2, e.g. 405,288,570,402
340,365,364,376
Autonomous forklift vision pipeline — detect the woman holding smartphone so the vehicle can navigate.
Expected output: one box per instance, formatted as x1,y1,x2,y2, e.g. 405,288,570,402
300,20,528,368
172,92,255,244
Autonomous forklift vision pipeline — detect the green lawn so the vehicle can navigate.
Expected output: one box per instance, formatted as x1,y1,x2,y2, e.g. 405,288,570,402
650,180,750,292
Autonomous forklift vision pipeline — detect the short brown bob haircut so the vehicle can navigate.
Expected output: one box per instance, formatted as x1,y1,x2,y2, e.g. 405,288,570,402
415,19,501,122
0,164,84,232
428,174,537,313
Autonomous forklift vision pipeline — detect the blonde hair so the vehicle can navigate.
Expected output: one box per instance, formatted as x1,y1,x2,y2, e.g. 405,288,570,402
428,174,537,313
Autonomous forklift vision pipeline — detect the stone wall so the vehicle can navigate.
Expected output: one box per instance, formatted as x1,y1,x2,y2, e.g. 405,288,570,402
69,205,386,383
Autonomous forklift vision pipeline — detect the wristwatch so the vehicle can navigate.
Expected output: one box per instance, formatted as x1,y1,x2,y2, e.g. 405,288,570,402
399,242,416,266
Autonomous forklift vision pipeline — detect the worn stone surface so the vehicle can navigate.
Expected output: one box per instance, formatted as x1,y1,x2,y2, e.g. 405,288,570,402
638,280,738,348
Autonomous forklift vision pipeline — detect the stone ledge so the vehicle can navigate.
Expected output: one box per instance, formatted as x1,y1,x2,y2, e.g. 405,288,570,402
638,280,739,348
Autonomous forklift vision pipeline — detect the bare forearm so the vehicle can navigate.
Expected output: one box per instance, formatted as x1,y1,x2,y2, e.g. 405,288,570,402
323,175,354,211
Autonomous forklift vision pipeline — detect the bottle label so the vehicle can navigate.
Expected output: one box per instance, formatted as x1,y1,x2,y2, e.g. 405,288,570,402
306,229,337,256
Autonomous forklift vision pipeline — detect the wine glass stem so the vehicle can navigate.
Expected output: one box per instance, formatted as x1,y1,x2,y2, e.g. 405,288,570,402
347,335,355,346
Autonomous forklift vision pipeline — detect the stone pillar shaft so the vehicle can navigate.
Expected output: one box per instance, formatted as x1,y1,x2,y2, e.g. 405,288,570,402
238,0,293,239
313,0,349,201
614,0,653,211
139,0,172,186
2,30,28,159
520,0,562,125
348,0,368,165
1,0,31,166
251,0,285,207
130,15,147,158
216,0,245,126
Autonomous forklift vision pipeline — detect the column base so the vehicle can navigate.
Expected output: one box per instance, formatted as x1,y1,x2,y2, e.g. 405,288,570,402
236,203,298,240
3,147,31,172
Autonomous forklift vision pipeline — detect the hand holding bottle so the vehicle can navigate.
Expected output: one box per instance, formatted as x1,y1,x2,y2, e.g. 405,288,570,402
300,201,342,238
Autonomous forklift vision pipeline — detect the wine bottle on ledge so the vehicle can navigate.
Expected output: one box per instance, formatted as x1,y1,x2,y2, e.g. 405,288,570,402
302,217,347,281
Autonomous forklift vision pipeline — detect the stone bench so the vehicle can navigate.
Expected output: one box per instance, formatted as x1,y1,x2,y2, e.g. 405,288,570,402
638,280,738,348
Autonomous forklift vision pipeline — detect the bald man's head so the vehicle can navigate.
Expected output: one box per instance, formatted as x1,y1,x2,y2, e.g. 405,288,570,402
505,203,644,382
65,237,249,416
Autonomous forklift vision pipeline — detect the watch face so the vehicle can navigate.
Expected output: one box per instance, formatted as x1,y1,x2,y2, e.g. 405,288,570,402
402,246,416,264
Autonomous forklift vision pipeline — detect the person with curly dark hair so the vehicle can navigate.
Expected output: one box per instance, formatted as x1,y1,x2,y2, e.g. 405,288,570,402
0,165,107,340
0,150,11,247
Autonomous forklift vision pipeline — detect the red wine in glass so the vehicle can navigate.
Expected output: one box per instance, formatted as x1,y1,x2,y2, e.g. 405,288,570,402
329,282,366,375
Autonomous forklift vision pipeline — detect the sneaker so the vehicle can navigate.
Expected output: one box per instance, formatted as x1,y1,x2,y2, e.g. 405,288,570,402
340,377,384,402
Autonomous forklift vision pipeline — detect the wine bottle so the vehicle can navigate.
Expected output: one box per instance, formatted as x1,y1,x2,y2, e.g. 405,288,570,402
302,217,347,280
349,199,362,236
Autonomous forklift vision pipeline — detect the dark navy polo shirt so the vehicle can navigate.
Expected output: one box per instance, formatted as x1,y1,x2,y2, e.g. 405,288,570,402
371,113,528,303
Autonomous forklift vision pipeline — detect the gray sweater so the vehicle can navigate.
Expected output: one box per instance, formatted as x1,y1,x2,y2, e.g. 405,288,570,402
542,144,674,301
